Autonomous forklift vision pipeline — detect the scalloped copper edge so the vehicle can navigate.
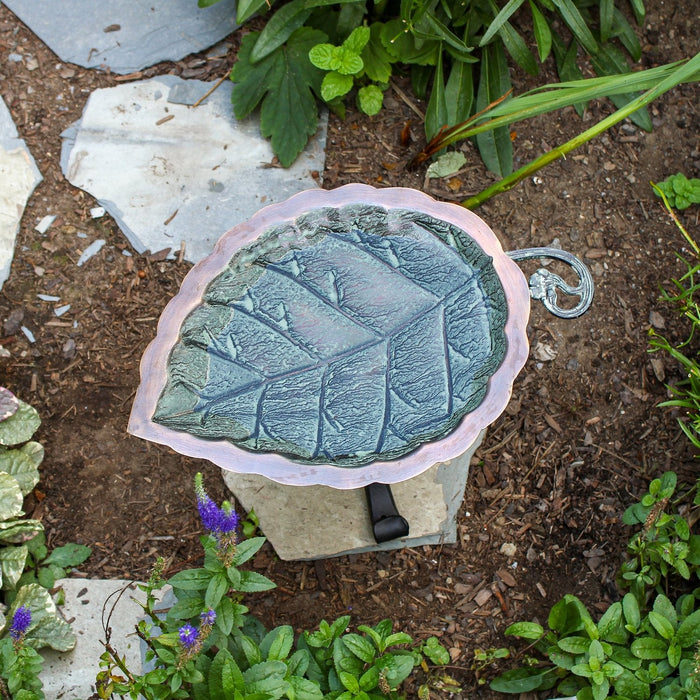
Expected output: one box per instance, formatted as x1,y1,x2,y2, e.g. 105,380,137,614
128,184,530,489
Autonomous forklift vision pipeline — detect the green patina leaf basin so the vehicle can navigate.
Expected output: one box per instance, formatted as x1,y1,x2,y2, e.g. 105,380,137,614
128,184,532,488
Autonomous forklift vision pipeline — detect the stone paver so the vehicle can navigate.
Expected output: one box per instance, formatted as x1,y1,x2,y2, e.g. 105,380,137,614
2,0,238,74
60,76,327,263
42,578,168,700
0,96,42,291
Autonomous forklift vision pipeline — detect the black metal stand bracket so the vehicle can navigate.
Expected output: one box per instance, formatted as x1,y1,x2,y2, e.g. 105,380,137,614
365,483,409,543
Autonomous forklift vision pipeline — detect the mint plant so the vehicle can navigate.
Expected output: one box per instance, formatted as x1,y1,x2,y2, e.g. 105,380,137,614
209,0,658,172
653,173,700,211
489,471,700,699
98,474,450,699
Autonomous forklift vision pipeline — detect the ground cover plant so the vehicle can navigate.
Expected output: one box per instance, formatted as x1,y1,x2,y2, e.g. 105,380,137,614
0,388,91,698
487,189,700,699
199,0,694,172
96,474,452,699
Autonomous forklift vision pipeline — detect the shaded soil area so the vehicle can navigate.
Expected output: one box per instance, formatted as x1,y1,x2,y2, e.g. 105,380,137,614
0,1,698,696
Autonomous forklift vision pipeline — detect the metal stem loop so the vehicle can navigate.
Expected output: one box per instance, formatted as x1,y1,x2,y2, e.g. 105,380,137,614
507,247,594,319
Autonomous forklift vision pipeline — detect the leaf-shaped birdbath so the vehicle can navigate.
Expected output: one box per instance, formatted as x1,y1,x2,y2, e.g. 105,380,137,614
129,185,531,488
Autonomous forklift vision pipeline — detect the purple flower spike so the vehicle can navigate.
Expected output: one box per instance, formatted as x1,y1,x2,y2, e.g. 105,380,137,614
178,623,197,649
200,609,216,626
194,473,239,535
10,606,31,641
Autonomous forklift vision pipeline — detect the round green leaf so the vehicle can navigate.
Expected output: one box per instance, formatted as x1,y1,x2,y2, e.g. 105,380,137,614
321,71,354,102
336,46,363,75
0,401,40,447
357,84,383,115
309,44,336,70
504,621,545,639
0,472,24,520
0,450,40,497
631,636,668,660
343,25,370,54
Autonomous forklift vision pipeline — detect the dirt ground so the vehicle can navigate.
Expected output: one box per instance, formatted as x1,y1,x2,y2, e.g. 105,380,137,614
0,1,698,696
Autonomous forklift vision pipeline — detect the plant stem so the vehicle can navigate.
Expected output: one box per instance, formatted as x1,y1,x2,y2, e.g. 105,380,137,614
463,52,700,209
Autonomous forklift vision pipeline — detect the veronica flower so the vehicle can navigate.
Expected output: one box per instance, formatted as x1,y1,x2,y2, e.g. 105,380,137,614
177,610,216,668
10,606,31,644
194,473,239,566
178,624,197,649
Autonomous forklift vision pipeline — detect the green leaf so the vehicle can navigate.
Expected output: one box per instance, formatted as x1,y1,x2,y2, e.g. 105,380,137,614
343,633,376,663
339,671,360,693
0,471,24,520
199,0,223,6
529,0,552,62
377,652,415,686
237,0,272,23
628,0,645,24
558,636,591,654
258,28,326,167
597,602,622,639
426,151,466,178
0,401,40,447
498,20,539,76
550,0,598,55
288,675,324,700
480,0,526,46
381,19,440,66
14,583,76,651
18,441,44,470
343,25,370,54
667,641,682,668
167,596,206,621
0,519,43,545
44,543,92,568
505,621,545,640
425,50,448,141
242,660,289,696
262,625,294,661
169,568,211,591
623,593,641,630
676,609,700,648
631,637,668,660
421,636,450,665
361,24,393,83
0,545,28,590
357,85,384,116
653,594,677,628
251,0,313,63
239,570,276,592
309,44,336,70
475,42,512,177
321,71,354,101
209,648,244,700
444,58,473,126
648,611,675,641
205,572,229,609
600,0,614,42
612,8,641,62
0,450,39,496
490,667,554,693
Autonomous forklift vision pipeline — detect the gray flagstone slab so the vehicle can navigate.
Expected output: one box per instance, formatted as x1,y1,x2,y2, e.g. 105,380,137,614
1,0,239,75
0,97,42,291
60,76,327,263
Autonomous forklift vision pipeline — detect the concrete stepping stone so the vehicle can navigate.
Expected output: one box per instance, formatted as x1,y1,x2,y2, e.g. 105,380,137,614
0,97,42,291
60,76,327,263
42,578,168,700
2,0,238,75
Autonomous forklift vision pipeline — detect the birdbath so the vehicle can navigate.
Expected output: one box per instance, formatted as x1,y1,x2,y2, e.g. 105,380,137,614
129,184,593,559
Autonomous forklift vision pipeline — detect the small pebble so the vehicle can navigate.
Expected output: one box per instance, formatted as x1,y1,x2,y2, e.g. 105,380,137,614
499,542,517,557
35,215,56,234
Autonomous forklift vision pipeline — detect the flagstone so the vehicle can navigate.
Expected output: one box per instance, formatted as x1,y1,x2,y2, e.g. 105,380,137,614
60,76,327,263
0,97,42,291
2,0,239,75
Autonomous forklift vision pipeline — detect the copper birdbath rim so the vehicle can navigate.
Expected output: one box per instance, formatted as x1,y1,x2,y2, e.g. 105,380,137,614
128,184,531,489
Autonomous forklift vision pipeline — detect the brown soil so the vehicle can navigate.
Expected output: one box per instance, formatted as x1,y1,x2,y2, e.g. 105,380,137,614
0,1,698,696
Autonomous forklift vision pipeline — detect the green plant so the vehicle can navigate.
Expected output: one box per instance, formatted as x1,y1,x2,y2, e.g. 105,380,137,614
654,174,700,211
489,471,700,699
209,0,663,170
648,181,700,451
98,474,450,699
0,387,92,697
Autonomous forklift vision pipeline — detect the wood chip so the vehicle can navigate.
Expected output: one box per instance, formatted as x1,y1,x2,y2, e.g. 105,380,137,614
496,568,517,587
474,588,493,607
